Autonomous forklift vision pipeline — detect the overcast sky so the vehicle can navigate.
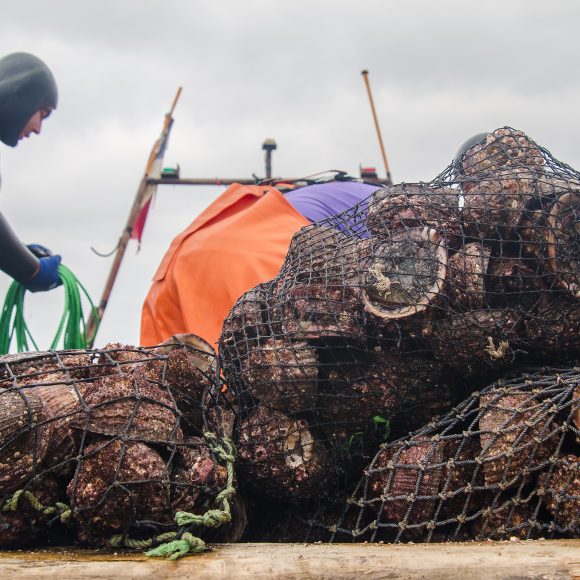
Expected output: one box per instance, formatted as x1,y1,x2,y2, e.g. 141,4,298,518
1,0,579,350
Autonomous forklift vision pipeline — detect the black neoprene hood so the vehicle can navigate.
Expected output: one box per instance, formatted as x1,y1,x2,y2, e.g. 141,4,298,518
0,52,58,147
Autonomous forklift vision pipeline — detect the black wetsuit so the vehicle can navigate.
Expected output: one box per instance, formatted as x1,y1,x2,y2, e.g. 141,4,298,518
0,53,58,282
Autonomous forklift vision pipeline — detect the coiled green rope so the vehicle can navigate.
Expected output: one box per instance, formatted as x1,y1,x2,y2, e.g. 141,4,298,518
0,264,99,354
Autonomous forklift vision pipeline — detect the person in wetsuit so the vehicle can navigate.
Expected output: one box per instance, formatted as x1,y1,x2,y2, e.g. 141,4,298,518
0,52,62,292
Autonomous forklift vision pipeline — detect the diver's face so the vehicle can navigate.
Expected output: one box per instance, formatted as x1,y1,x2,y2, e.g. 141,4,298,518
18,107,53,141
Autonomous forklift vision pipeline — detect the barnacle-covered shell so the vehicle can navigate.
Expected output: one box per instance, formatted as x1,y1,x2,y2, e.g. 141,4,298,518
221,284,274,344
362,228,448,321
0,389,51,495
436,438,490,523
461,169,546,240
518,192,580,299
366,184,461,246
171,437,228,514
280,284,363,341
473,497,541,541
524,298,580,359
0,474,60,546
478,389,558,487
389,369,456,437
445,243,492,310
25,384,83,476
239,338,318,413
573,386,579,444
320,354,447,431
238,406,330,502
365,437,446,527
75,374,181,443
0,351,93,389
285,225,350,284
136,349,214,431
90,343,153,377
68,438,171,539
485,256,547,312
431,309,522,375
546,192,580,298
538,454,579,533
460,128,544,181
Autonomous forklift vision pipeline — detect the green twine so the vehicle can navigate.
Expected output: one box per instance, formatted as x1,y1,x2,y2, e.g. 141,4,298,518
112,433,236,560
2,488,72,524
0,264,99,354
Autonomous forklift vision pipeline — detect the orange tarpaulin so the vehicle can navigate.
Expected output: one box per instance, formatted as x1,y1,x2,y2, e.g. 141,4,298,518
140,183,310,348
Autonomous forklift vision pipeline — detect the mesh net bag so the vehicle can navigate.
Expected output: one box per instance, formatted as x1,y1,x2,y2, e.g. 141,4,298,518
297,365,579,543
218,127,579,537
0,335,240,553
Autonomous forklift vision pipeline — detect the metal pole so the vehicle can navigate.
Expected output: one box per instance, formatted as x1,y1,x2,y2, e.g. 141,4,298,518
148,177,393,187
262,139,277,179
361,70,393,185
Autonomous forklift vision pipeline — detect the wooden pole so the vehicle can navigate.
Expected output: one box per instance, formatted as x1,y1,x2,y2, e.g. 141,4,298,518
0,541,578,579
361,70,393,185
85,88,182,347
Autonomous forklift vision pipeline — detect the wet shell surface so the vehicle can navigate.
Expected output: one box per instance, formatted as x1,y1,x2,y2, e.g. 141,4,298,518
0,352,93,386
68,438,171,538
0,389,51,495
518,193,580,299
237,406,330,502
136,348,213,431
221,284,274,343
546,192,580,298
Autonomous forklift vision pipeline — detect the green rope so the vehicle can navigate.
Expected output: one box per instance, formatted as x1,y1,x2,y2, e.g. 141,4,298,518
132,434,236,560
2,434,235,558
0,264,99,354
2,488,72,523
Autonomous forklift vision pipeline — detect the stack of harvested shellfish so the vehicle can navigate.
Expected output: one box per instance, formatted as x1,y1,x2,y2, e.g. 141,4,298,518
219,127,579,541
0,335,241,548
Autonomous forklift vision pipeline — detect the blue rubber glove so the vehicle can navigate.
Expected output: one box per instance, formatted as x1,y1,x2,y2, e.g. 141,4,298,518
26,243,53,259
23,255,62,292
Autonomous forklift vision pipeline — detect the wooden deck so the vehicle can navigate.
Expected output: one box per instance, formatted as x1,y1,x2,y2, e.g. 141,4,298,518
0,540,578,579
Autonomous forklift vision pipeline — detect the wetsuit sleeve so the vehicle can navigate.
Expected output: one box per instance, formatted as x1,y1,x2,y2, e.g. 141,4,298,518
0,212,40,282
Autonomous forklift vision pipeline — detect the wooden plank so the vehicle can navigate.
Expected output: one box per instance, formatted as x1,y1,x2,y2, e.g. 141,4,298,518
0,541,578,579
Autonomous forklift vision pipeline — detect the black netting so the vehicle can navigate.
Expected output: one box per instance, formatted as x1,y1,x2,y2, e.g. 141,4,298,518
0,336,239,550
218,127,579,542
303,366,579,543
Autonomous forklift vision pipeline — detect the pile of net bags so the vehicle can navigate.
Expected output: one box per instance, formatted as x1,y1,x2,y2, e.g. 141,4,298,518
0,335,242,555
220,127,579,542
